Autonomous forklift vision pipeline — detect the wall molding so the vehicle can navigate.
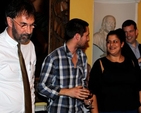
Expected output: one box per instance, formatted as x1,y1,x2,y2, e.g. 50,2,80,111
95,0,140,4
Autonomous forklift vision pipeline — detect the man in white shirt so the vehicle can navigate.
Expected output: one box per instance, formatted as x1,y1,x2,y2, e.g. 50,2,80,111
0,0,36,113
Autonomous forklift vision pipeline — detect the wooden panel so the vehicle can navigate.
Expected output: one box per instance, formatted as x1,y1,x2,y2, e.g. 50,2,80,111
48,0,70,53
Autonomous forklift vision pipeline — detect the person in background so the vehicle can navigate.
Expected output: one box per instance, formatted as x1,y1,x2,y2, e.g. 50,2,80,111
88,28,141,113
122,19,141,70
0,0,36,113
37,18,91,113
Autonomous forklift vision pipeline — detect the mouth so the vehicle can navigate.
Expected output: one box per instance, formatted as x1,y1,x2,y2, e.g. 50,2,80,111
109,47,115,50
21,36,28,41
126,37,132,40
20,36,30,44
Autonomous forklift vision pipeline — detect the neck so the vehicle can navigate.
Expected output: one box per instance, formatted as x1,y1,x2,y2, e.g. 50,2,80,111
106,54,124,63
130,41,137,48
66,41,77,55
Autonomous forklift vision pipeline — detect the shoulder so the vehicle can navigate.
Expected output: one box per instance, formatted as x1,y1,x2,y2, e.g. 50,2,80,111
124,57,134,65
98,57,107,63
0,30,7,43
22,41,35,51
94,57,105,65
47,46,64,58
94,31,104,38
28,40,35,48
138,44,141,49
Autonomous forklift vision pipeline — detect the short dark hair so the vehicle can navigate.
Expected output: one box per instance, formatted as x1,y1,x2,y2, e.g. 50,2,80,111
106,28,126,55
106,28,126,43
64,18,89,42
5,0,35,19
122,19,137,30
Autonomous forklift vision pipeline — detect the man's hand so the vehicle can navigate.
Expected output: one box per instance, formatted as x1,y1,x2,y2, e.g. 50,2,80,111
59,86,90,100
139,106,141,113
138,57,141,63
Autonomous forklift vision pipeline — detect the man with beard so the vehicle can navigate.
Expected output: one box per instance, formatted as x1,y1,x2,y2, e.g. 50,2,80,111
38,18,91,113
0,0,36,113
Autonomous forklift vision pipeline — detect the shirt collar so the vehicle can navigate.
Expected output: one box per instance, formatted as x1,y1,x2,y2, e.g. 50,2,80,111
127,40,139,49
4,28,18,47
63,43,82,58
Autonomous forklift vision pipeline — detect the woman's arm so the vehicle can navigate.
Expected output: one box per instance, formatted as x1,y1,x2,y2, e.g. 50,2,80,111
91,95,98,113
139,91,141,113
88,59,102,113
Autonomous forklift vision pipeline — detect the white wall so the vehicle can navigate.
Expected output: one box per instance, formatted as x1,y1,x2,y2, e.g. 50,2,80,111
94,2,136,33
93,0,140,63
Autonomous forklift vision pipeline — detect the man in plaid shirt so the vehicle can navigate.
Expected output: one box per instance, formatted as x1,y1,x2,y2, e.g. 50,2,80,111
38,18,91,113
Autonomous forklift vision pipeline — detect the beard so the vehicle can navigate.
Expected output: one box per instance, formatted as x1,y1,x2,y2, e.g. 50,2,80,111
77,42,89,53
12,24,32,44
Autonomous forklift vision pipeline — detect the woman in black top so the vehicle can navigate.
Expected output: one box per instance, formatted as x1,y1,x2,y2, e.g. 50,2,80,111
88,29,141,113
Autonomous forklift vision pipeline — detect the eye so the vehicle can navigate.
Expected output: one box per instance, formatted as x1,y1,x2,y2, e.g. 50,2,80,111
113,40,118,43
106,40,110,44
31,24,36,28
21,23,27,28
21,23,36,29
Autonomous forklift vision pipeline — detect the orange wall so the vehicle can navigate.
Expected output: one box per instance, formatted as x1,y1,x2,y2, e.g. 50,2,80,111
138,1,141,43
70,0,94,66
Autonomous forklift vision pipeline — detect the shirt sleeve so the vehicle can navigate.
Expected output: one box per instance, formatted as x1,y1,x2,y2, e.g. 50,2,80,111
37,55,61,100
136,64,141,91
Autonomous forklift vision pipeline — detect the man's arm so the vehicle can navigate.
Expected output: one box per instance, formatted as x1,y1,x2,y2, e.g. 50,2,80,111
37,56,61,100
59,86,90,100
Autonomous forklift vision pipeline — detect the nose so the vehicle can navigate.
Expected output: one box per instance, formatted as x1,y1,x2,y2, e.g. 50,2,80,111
87,35,90,41
110,24,114,29
109,41,113,46
25,26,33,34
126,32,130,37
87,37,90,42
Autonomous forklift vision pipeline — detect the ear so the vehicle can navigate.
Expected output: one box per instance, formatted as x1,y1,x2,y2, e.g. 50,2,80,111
7,17,13,27
136,29,139,36
121,42,124,48
74,33,81,41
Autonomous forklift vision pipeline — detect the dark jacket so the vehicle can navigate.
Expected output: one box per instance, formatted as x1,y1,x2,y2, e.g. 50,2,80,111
122,42,141,70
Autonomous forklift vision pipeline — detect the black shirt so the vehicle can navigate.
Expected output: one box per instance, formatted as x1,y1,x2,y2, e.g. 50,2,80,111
88,57,141,112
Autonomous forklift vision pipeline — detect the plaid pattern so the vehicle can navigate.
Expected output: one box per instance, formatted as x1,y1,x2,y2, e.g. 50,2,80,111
38,43,87,113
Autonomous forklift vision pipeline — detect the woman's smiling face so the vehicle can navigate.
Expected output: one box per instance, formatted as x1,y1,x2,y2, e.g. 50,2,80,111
106,34,124,56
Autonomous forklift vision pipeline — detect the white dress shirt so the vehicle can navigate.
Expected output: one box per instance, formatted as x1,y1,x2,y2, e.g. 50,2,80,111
0,28,36,113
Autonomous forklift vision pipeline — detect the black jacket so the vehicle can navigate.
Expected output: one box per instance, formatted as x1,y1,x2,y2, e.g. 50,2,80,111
122,43,141,70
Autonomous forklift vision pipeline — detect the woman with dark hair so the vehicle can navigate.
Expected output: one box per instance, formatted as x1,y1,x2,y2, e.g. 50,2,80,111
89,28,141,113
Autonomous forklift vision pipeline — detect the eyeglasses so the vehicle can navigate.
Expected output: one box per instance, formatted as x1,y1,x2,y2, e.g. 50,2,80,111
11,19,36,29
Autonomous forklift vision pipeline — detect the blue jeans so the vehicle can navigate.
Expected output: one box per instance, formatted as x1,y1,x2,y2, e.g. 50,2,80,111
99,110,138,113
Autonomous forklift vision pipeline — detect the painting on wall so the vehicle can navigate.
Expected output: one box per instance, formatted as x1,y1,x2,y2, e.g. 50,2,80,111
31,0,69,77
48,0,70,53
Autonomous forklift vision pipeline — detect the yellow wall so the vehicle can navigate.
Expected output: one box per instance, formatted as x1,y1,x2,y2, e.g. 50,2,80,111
70,0,94,66
138,1,141,43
